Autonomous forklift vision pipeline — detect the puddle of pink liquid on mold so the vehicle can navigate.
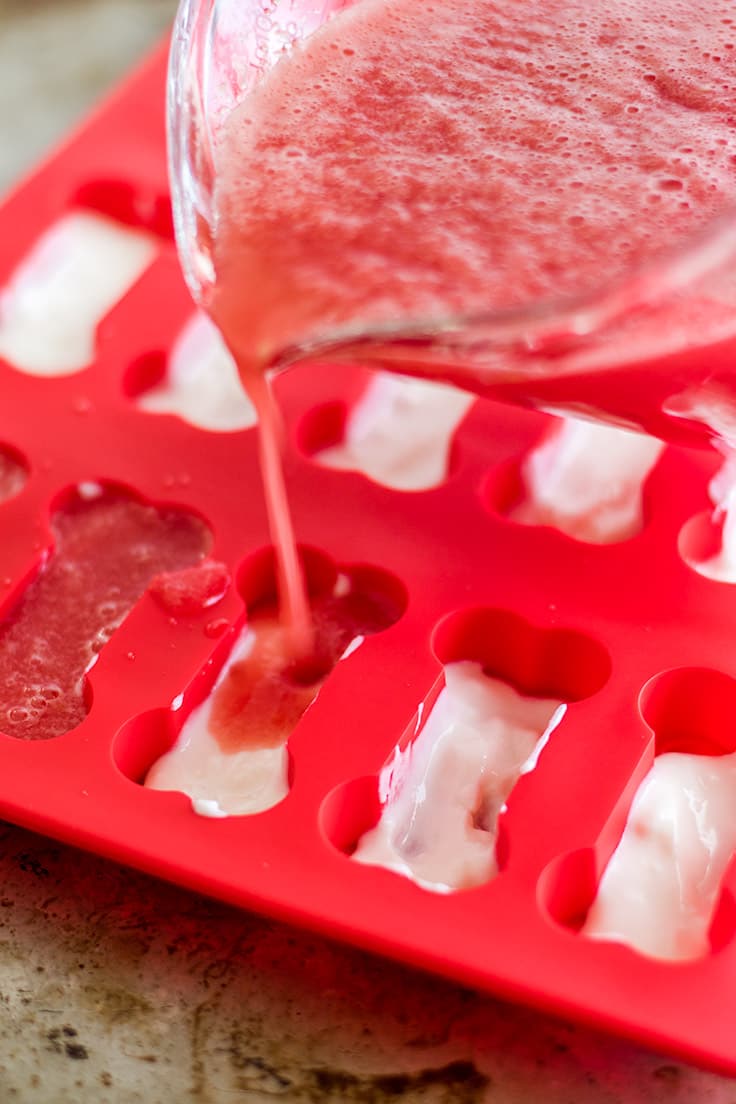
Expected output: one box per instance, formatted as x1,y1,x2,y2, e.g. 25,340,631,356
0,486,210,740
149,560,230,617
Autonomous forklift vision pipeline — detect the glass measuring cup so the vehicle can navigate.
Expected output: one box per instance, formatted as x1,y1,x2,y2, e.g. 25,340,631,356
168,0,736,449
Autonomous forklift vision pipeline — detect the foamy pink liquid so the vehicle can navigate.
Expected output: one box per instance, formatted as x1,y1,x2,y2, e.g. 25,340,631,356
0,488,210,740
210,0,736,391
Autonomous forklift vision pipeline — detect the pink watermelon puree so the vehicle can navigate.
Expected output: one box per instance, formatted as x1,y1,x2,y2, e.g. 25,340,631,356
210,0,736,407
0,489,210,740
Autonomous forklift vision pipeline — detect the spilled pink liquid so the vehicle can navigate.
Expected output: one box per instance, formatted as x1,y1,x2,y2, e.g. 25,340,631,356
0,488,210,739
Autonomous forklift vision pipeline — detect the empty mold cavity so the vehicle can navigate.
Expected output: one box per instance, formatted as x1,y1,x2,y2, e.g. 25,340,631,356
133,312,257,432
142,547,406,817
0,446,28,503
0,210,157,376
0,484,211,740
552,668,736,961
308,372,474,491
494,418,662,543
329,609,609,893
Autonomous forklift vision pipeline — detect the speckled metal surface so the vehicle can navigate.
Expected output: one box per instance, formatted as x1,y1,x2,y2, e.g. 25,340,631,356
1,820,734,1104
0,3,735,1101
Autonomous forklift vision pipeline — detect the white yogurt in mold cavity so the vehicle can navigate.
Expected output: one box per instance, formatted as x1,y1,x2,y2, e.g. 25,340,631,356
144,573,394,817
139,311,257,431
0,211,155,375
510,419,663,543
663,384,736,581
317,374,474,491
699,452,736,583
145,626,290,817
354,662,564,892
583,751,736,961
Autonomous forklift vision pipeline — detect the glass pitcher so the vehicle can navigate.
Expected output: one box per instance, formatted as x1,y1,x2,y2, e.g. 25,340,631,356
168,0,736,450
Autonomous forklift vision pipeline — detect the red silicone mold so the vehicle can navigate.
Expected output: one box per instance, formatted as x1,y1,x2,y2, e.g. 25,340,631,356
3,41,736,1075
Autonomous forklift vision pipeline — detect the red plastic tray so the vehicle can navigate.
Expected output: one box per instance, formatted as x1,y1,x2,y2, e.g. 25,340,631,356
2,41,736,1075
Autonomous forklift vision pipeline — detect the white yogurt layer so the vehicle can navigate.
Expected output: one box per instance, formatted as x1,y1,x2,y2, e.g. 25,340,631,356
145,627,289,817
663,383,736,581
510,418,663,543
354,662,564,892
139,311,257,431
317,373,474,491
0,211,156,375
699,451,736,582
583,750,736,961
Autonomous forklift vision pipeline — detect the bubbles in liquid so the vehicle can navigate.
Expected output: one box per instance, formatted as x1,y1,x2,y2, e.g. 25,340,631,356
0,489,211,740
88,624,117,657
212,0,736,368
7,706,30,726
96,600,122,622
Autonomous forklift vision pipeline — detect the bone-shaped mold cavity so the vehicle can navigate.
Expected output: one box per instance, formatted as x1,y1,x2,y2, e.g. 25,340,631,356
0,208,157,376
0,484,211,740
545,668,736,961
493,418,663,543
132,312,257,432
305,373,474,491
136,548,406,817
323,608,610,892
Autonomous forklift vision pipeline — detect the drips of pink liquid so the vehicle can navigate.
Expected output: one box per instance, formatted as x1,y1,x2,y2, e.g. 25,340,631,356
0,488,210,739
